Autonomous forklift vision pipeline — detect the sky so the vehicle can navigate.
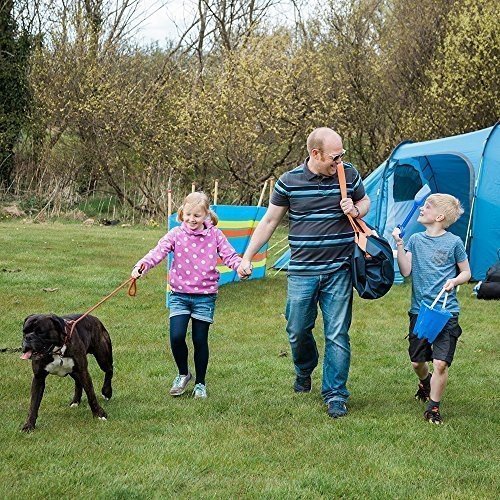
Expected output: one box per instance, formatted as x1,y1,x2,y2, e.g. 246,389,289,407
134,0,309,46
135,0,187,44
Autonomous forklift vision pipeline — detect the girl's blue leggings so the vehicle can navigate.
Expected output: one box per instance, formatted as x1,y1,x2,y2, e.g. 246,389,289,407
169,314,210,385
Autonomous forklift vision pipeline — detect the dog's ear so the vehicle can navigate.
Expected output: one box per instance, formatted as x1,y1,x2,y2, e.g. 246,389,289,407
23,315,37,330
50,315,66,335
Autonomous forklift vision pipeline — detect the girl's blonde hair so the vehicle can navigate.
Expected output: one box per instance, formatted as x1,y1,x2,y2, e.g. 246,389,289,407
426,193,464,228
177,191,219,225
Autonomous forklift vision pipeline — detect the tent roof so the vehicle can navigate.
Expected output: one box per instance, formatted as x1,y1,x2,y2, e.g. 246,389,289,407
390,126,495,173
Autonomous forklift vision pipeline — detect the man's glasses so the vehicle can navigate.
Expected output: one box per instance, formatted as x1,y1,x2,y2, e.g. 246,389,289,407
327,149,346,163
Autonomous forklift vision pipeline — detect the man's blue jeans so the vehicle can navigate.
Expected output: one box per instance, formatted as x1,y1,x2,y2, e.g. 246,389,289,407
285,268,353,404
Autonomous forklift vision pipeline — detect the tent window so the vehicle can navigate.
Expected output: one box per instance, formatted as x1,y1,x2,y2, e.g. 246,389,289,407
393,164,423,202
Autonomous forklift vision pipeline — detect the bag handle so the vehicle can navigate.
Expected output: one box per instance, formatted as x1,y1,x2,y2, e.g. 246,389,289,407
337,162,373,250
430,287,449,309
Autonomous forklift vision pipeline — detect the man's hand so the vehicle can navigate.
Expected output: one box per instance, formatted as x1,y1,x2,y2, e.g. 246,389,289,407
340,197,354,215
237,259,253,280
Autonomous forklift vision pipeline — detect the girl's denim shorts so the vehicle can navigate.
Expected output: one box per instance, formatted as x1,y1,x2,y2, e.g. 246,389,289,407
168,292,217,324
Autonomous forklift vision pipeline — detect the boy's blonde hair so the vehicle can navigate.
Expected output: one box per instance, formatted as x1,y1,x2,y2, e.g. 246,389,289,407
426,193,464,228
177,191,219,225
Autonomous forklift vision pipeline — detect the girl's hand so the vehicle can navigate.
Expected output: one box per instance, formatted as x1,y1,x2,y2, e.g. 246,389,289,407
131,265,144,279
443,279,456,291
237,260,253,280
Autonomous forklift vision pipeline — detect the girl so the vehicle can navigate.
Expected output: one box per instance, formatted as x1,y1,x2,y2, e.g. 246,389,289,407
131,192,242,399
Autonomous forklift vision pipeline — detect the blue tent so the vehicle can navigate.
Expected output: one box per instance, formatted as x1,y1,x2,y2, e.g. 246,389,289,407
272,124,500,280
364,123,500,281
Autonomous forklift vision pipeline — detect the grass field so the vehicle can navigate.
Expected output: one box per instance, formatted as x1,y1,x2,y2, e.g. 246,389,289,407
0,220,499,498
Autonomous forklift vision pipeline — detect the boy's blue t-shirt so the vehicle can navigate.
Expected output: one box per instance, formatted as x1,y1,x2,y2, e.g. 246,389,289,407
405,231,468,314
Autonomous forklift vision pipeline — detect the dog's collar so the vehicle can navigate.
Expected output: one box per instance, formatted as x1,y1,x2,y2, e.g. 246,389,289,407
52,345,67,357
24,317,70,361
31,344,58,360
29,319,74,359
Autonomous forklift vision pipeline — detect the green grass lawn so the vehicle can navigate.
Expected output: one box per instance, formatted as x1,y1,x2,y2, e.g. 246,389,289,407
0,221,498,498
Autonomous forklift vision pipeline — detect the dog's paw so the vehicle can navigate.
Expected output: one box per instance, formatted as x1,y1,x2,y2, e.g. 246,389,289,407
94,408,108,420
101,386,112,400
70,402,79,408
21,423,35,433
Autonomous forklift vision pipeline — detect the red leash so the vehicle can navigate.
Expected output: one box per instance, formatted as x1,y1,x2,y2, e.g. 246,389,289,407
62,277,138,348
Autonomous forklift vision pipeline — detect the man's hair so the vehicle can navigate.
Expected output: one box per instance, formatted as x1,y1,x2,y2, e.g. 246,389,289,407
427,193,464,228
177,191,219,225
306,127,340,154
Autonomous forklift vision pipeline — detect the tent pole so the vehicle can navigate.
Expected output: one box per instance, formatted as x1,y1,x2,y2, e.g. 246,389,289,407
214,179,219,205
166,188,172,305
267,234,288,252
257,180,269,208
268,178,274,205
236,181,269,284
273,258,289,276
270,243,290,262
464,122,499,254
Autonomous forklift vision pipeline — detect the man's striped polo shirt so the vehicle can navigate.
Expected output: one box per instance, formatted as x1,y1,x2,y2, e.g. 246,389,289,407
271,158,366,275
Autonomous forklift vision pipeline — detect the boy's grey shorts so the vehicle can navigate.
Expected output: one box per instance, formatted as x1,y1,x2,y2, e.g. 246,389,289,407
169,292,217,324
408,312,462,366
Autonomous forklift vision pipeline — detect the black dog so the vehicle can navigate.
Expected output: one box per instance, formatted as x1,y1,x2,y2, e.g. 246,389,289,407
21,313,113,432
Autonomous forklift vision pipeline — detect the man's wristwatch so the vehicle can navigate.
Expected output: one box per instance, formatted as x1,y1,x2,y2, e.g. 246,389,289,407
352,206,360,218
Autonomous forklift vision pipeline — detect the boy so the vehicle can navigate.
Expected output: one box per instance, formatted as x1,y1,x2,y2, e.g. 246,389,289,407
392,193,471,424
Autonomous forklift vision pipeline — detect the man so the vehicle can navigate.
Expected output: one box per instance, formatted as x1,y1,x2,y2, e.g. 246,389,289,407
237,127,370,418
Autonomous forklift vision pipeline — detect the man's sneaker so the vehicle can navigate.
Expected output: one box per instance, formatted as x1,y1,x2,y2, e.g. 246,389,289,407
169,372,192,396
415,381,431,402
293,375,312,393
192,383,207,399
327,400,348,419
424,406,443,425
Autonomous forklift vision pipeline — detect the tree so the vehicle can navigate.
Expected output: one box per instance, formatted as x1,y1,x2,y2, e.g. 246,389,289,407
406,0,499,138
377,0,455,137
0,0,31,187
174,30,334,204
319,0,387,174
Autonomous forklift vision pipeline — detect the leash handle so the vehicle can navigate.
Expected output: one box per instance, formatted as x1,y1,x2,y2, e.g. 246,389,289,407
128,278,138,296
66,277,137,341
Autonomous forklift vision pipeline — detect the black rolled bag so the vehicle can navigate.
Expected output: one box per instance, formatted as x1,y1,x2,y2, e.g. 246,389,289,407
338,164,395,300
477,254,500,300
351,221,395,299
478,281,500,299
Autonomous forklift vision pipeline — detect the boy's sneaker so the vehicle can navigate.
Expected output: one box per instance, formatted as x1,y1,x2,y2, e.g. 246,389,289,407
424,406,443,425
293,375,312,393
414,381,431,402
192,383,207,399
169,372,192,396
327,401,348,419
